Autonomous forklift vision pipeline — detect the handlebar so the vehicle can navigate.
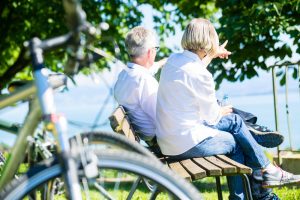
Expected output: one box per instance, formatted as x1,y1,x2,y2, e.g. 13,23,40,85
63,0,87,76
63,0,86,31
24,0,106,76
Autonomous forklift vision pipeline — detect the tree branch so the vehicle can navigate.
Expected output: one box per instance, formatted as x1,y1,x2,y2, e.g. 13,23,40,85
0,47,30,91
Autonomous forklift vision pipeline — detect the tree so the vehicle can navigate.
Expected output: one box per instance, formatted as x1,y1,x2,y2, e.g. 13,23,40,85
147,0,300,88
214,0,300,87
1,0,299,91
0,0,144,91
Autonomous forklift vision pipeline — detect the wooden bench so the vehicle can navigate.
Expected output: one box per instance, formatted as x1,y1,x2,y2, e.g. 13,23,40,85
109,106,253,200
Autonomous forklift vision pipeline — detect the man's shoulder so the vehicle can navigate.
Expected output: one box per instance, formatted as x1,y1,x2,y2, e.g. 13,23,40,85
115,68,156,89
115,69,138,85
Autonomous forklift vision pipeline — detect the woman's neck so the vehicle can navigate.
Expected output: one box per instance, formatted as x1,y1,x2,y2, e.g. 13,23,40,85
189,49,212,68
190,50,206,60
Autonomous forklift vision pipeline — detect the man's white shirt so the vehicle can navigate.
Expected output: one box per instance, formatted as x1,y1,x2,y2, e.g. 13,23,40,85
114,62,159,139
156,50,222,155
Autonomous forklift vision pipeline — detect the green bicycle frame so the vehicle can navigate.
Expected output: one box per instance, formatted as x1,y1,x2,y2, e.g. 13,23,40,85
0,83,41,189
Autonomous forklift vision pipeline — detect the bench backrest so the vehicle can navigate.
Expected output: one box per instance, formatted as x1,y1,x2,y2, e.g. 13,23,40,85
109,106,139,142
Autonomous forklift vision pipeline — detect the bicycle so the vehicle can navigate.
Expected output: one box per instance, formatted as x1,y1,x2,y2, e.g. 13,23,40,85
0,0,201,199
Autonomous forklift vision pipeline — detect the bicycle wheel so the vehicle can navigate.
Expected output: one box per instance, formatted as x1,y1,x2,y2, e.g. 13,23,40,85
0,150,202,200
74,131,155,158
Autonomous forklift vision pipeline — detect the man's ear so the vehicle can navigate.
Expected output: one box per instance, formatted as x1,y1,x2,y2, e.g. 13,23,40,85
147,49,152,58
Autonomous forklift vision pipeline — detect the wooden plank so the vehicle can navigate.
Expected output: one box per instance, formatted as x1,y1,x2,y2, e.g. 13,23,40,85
109,114,119,132
120,117,136,141
193,157,222,176
180,159,206,179
216,155,252,174
205,156,237,175
168,162,192,181
109,106,126,132
113,106,126,123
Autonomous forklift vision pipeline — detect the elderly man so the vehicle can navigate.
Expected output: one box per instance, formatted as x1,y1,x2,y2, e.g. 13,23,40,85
114,26,165,141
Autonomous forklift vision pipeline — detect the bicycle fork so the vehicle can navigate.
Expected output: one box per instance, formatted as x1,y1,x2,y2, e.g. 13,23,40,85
30,38,82,200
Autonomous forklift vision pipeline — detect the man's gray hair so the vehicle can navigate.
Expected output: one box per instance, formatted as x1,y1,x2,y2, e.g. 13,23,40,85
125,26,158,57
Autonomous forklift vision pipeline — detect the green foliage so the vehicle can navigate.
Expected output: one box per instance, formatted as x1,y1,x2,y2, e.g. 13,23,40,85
0,0,299,91
153,0,299,88
210,0,300,88
0,0,143,90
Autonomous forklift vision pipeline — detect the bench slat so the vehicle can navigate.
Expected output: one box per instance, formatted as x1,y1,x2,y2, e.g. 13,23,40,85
169,162,192,181
109,106,126,131
205,156,237,174
193,157,222,176
180,159,206,179
216,155,252,174
119,117,136,141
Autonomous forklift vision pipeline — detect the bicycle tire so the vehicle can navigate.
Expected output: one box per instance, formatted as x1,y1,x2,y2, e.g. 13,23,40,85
0,150,202,200
75,131,155,158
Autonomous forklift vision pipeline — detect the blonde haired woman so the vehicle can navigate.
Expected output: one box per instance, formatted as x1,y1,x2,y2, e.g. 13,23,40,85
156,18,300,200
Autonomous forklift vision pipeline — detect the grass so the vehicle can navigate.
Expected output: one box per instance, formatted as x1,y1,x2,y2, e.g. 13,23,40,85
51,181,174,200
193,177,300,200
1,152,300,199
52,176,300,200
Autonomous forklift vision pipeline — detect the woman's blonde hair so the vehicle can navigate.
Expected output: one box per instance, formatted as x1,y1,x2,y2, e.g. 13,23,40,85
181,18,219,55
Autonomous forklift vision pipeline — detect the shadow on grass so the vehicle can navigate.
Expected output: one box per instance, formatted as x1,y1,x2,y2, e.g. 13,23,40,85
101,181,149,192
102,177,231,194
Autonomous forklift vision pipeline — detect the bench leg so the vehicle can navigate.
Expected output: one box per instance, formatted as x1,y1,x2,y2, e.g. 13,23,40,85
127,176,142,200
241,174,253,200
215,177,223,200
149,185,160,200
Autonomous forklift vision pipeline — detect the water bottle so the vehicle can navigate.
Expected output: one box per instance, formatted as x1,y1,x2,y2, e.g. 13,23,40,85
221,94,229,106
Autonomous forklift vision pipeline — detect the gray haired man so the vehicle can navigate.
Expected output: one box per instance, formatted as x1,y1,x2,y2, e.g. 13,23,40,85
114,26,166,140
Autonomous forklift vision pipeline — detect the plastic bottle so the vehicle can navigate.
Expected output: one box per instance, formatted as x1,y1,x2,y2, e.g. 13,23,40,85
221,94,229,106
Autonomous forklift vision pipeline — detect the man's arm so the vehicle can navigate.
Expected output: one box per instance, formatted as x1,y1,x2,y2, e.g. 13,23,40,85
150,58,167,75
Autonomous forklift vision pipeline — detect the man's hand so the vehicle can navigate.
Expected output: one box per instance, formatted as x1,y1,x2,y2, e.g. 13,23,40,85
221,105,233,116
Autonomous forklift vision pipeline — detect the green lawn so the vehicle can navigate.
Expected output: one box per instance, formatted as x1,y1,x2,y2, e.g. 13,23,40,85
53,176,300,200
1,152,300,199
193,177,300,200
2,162,300,199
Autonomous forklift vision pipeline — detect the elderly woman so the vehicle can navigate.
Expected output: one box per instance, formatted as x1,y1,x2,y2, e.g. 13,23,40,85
156,18,300,200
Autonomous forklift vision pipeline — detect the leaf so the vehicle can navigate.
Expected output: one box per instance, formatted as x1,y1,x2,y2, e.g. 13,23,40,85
279,74,286,86
292,67,297,79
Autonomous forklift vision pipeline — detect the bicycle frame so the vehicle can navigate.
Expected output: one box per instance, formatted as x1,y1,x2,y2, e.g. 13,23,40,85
0,36,83,200
0,0,103,198
0,83,41,187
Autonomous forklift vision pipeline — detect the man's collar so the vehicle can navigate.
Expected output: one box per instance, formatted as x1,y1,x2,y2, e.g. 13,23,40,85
127,62,151,74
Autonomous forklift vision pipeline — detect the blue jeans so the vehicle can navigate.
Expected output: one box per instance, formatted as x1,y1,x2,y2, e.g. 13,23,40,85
172,114,271,200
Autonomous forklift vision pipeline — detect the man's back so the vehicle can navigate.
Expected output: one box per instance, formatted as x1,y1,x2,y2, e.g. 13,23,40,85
114,63,158,139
